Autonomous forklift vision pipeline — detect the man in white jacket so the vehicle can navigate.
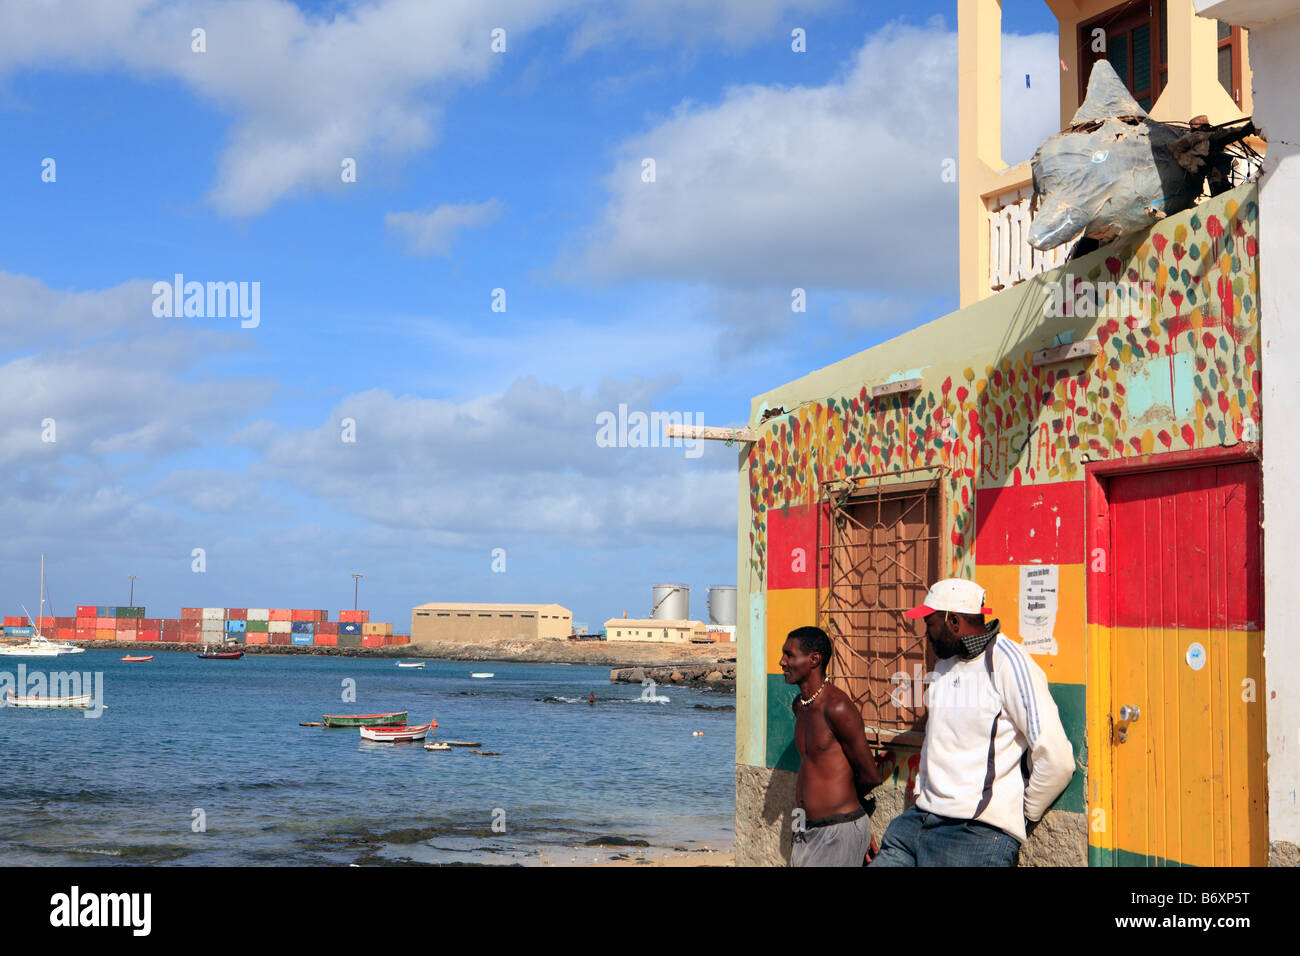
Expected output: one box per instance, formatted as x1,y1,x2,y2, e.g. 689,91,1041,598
870,578,1075,866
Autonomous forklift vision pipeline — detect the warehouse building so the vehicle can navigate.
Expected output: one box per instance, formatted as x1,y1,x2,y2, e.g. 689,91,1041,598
603,618,708,643
410,602,572,643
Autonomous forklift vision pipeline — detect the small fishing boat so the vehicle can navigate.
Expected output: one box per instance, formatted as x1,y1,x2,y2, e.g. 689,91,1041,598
469,672,494,679
396,661,425,669
359,719,436,743
442,740,482,747
3,692,93,708
197,648,243,660
424,741,451,751
322,711,408,728
121,655,153,662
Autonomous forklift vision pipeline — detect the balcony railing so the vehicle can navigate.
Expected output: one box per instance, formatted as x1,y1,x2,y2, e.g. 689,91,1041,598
987,183,1076,294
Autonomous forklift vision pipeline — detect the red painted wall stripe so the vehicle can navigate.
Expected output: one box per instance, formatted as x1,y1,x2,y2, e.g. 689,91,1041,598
766,502,831,591
975,481,1085,565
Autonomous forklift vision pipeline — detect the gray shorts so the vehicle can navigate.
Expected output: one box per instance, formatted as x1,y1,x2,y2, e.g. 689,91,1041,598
790,809,871,867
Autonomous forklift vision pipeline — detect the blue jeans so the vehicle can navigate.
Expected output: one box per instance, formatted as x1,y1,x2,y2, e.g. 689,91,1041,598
869,805,1020,867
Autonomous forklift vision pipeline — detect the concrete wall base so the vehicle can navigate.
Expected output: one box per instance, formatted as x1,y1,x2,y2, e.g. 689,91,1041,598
736,762,1087,866
1270,841,1300,866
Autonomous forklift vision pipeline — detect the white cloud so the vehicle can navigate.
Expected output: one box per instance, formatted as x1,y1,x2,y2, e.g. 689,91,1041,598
238,377,736,544
0,0,832,216
577,19,1061,295
385,199,502,257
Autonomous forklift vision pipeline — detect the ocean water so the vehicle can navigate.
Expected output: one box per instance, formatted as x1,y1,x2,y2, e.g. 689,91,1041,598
0,650,735,865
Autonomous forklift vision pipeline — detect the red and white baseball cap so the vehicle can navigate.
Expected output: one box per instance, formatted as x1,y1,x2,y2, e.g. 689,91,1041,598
904,578,993,618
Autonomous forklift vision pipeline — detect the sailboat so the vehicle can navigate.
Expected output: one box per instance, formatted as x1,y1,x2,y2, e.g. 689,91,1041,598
0,554,84,657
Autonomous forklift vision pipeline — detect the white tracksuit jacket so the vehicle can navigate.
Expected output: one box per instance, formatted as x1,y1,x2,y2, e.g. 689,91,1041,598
913,631,1075,843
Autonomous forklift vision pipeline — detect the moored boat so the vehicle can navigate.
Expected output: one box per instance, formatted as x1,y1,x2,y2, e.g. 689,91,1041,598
322,711,408,728
121,655,153,662
424,741,451,751
0,555,84,657
396,661,424,669
469,672,494,679
3,692,93,708
197,647,243,659
360,719,435,743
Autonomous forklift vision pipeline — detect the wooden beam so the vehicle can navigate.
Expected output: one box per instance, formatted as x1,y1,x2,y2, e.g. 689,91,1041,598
870,378,923,400
1032,339,1100,366
665,424,758,442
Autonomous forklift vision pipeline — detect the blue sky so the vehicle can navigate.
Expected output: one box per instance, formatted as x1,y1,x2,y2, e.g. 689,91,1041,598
0,0,1061,629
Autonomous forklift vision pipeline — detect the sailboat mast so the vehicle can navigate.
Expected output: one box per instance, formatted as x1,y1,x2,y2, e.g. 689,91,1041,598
37,553,45,637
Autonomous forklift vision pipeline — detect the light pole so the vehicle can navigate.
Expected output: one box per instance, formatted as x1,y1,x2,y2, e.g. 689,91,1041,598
352,573,363,611
128,575,137,607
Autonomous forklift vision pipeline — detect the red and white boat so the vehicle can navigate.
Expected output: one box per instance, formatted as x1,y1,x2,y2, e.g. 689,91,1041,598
121,655,153,662
359,719,436,743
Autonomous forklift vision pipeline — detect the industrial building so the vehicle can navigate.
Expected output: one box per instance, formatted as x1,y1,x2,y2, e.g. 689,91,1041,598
733,0,1297,867
603,618,708,643
410,602,572,643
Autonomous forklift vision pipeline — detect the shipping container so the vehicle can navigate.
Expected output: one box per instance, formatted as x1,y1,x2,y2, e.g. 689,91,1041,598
176,632,200,643
269,609,292,621
75,627,95,639
339,609,370,624
3,616,24,627
268,621,291,633
340,623,362,635
95,628,115,640
138,630,159,642
180,618,201,631
338,633,362,648
95,617,114,630
116,618,135,630
225,620,247,633
245,633,269,645
391,634,410,645
246,608,269,620
226,608,247,621
139,618,161,629
291,633,313,645
246,620,270,632
228,632,246,644
317,622,338,635
362,622,393,636
97,606,112,616
55,617,76,627
55,628,74,641
291,609,312,622
76,605,97,618
201,608,224,621
361,635,385,647
117,606,144,618
181,607,202,620
117,629,137,641
4,626,33,636
270,633,292,645
314,634,338,646
290,621,315,633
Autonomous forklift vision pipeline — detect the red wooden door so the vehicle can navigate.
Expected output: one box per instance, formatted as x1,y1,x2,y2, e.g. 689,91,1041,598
1102,461,1266,866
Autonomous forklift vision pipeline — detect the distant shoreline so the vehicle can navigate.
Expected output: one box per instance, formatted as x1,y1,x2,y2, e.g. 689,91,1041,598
38,637,737,673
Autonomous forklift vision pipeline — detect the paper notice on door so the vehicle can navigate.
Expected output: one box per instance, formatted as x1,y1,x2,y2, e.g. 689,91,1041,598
1019,564,1059,656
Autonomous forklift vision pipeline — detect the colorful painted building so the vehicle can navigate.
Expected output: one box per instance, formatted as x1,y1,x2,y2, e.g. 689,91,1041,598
734,0,1298,866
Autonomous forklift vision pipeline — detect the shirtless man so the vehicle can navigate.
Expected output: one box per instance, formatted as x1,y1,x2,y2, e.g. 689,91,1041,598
781,626,882,866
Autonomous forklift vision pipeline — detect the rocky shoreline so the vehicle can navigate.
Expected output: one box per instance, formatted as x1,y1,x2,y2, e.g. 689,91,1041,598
610,661,737,691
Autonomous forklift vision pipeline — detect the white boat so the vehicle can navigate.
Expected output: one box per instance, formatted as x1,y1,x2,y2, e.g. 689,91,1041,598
469,672,494,679
424,741,451,751
3,692,93,708
396,661,425,669
0,555,84,658
359,720,435,743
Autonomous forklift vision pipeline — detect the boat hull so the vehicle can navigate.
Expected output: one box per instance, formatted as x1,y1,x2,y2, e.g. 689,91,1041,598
322,712,408,728
4,693,92,708
360,721,433,743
